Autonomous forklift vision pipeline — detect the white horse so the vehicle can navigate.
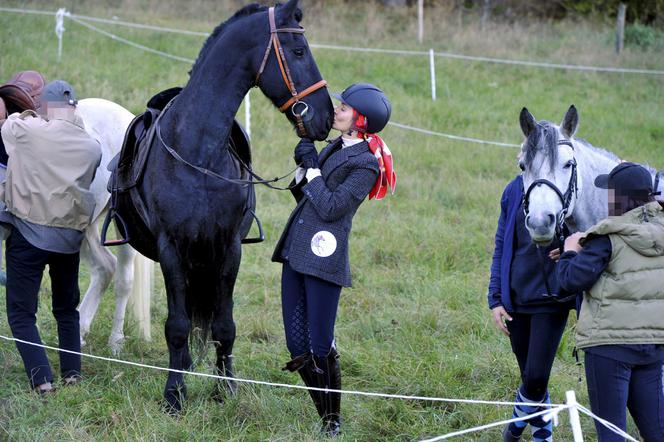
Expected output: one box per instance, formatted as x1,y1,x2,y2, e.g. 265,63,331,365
0,98,153,354
518,105,664,244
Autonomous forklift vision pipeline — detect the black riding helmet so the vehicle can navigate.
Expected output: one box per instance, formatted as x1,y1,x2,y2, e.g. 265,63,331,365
333,83,391,133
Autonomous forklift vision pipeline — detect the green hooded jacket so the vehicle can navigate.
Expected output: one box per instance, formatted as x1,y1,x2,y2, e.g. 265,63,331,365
576,202,664,349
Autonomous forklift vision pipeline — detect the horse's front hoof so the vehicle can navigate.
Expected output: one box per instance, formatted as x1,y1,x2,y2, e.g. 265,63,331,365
211,379,237,403
162,385,187,415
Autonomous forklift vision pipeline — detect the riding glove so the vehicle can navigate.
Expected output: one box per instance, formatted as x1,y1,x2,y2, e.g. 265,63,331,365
294,138,319,169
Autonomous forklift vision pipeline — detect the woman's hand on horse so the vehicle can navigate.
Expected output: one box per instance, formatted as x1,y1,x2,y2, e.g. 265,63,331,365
548,248,561,262
491,305,512,336
294,138,319,169
564,232,584,253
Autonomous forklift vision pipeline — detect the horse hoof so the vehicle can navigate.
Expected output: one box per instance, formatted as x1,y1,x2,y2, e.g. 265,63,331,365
162,385,187,414
211,379,237,403
108,334,125,355
0,271,6,286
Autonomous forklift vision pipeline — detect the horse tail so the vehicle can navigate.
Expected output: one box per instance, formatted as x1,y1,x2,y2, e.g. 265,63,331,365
128,252,154,341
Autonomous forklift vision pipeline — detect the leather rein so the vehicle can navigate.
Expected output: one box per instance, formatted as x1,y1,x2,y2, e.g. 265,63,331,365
254,6,327,137
523,138,578,303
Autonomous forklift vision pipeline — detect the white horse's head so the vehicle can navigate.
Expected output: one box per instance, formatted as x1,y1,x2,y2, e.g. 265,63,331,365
519,105,580,245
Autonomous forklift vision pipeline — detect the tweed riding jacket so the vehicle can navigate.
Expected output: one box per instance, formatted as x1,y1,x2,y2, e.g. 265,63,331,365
272,137,379,287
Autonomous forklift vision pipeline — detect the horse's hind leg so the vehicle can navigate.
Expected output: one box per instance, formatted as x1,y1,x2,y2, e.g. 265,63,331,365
78,218,116,345
211,240,241,398
107,243,135,354
0,226,9,286
159,240,191,412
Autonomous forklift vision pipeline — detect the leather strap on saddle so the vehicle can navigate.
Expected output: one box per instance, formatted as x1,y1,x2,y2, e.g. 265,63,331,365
0,71,46,117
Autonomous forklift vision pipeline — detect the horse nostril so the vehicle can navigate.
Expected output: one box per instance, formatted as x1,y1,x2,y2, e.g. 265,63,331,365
525,214,532,228
547,213,555,226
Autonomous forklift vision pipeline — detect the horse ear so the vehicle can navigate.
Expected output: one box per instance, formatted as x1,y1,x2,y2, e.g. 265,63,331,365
561,105,579,138
277,0,300,24
519,107,537,137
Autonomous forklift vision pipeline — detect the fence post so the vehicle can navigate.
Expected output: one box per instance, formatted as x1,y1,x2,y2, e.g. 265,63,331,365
616,3,626,54
429,49,436,101
566,391,584,442
244,90,251,139
418,0,424,43
55,8,67,61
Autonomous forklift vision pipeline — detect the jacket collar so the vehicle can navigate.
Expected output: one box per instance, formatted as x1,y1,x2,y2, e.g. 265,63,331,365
320,137,369,175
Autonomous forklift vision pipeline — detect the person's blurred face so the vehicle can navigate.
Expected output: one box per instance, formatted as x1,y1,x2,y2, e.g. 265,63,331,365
41,101,75,120
333,102,354,133
608,188,631,216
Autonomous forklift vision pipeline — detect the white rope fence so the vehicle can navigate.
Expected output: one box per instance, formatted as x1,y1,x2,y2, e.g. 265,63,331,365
2,6,663,76
14,9,522,148
0,334,642,440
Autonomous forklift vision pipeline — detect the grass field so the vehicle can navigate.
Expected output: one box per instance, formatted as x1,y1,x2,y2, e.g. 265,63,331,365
0,0,663,440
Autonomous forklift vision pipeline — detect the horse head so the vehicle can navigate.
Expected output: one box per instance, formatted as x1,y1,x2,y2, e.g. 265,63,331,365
519,105,580,245
251,0,333,141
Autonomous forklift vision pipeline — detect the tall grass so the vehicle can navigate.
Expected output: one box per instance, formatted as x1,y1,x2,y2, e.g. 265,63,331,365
0,1,662,440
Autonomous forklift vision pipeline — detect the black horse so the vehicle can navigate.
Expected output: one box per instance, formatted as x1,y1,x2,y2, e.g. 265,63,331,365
113,0,333,410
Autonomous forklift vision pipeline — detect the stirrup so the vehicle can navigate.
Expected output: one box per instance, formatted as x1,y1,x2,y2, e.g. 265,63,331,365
241,209,265,244
101,209,130,246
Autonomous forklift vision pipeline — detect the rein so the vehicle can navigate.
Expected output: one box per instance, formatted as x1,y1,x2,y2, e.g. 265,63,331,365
254,6,327,137
155,116,299,190
523,138,578,303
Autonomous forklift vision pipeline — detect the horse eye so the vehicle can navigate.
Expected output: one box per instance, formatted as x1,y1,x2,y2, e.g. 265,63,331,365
293,47,305,57
563,160,573,169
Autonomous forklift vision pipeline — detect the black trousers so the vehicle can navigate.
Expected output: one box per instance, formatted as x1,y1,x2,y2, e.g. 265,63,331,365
5,229,81,388
585,352,664,441
281,262,342,358
506,311,569,401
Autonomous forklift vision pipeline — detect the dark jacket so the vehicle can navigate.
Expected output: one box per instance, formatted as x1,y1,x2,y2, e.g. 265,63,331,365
272,138,379,287
487,175,573,313
487,176,523,311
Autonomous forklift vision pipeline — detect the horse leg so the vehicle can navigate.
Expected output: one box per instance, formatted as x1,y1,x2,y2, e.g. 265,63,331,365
0,226,8,286
211,240,241,399
159,241,191,413
78,219,116,345
107,243,135,354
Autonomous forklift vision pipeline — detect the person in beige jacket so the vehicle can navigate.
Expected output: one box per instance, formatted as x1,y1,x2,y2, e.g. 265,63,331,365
0,80,101,394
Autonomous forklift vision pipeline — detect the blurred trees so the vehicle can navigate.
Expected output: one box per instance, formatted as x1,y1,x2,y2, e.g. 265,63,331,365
372,0,664,27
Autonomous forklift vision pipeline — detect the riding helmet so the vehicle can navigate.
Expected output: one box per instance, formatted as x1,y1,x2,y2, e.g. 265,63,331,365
333,83,391,133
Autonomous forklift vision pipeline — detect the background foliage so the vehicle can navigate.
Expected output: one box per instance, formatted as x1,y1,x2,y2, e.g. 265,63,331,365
0,0,663,440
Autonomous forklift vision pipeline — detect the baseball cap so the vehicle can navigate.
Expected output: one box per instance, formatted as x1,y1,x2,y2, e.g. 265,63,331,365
42,80,77,105
594,162,653,194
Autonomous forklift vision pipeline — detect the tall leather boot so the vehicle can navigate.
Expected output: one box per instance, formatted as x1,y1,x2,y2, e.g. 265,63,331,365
313,348,342,437
282,353,325,419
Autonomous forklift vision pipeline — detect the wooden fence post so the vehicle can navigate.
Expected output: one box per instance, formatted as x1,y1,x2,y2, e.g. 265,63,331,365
418,0,424,43
616,3,626,54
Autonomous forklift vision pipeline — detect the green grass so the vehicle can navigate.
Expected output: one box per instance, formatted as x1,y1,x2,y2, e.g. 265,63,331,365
1,0,663,440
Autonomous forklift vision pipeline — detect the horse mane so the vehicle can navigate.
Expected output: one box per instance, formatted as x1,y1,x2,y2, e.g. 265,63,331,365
189,3,303,78
573,137,621,163
523,120,560,172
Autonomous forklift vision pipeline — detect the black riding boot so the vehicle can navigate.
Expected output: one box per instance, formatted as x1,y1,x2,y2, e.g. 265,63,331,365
282,353,325,418
313,348,342,437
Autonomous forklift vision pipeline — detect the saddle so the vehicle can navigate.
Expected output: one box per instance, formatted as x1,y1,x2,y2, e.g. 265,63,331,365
102,87,262,246
0,71,46,167
0,70,45,119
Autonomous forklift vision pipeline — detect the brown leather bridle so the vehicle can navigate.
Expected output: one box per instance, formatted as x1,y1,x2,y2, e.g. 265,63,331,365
255,6,327,136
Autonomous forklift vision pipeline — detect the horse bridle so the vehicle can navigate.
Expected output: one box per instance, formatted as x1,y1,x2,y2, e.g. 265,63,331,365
523,139,578,238
523,138,578,303
254,7,328,137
